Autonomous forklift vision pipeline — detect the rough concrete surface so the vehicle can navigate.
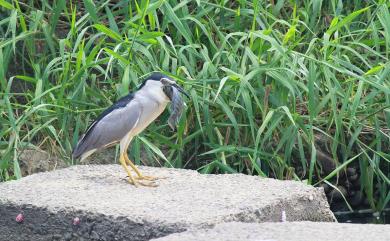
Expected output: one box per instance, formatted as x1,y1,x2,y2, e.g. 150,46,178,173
152,221,390,241
0,165,334,241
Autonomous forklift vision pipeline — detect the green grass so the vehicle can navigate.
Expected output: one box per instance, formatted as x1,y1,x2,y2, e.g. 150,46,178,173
0,0,389,213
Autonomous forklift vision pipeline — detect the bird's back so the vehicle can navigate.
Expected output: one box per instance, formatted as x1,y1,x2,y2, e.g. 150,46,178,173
72,93,139,159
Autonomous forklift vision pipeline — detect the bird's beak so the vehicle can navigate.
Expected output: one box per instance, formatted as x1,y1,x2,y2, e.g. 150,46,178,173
172,83,190,98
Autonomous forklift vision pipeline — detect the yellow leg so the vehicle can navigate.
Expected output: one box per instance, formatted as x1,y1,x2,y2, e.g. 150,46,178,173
124,153,161,181
123,154,159,187
120,154,158,187
119,154,139,187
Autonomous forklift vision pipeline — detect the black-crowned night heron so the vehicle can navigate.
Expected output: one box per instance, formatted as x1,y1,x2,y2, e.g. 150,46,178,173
72,72,189,187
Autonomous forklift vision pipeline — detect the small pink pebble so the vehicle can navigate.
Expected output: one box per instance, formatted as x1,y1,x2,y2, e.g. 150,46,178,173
73,217,80,225
15,213,24,223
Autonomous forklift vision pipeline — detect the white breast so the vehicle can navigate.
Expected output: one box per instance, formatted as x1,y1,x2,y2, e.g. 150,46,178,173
131,80,170,135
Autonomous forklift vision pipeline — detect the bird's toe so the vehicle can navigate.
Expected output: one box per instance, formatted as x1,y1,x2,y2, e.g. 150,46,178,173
135,175,165,181
138,179,159,187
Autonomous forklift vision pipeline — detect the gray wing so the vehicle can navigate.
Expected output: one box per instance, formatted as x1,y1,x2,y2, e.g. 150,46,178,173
72,100,141,158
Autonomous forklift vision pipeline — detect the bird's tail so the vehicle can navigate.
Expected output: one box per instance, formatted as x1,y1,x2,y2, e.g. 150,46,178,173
72,134,87,159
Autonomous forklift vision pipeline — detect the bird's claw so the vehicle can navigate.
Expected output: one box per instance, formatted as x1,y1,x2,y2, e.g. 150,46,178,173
127,177,159,187
135,175,166,181
138,179,159,187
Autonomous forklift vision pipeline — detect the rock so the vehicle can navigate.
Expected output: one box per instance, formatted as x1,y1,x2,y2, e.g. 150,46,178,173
350,191,364,207
348,173,359,182
0,165,335,241
344,180,353,191
316,149,336,175
79,148,118,165
151,221,390,241
350,175,361,188
346,167,357,176
18,148,66,176
319,183,330,194
329,186,348,201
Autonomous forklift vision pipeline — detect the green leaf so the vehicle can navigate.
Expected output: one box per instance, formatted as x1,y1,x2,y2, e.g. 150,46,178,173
138,136,170,164
137,31,165,44
104,48,130,65
0,0,13,10
83,0,99,23
283,25,296,45
105,5,119,34
162,2,193,44
213,76,229,102
50,0,66,34
326,7,370,36
121,65,131,97
94,24,122,41
364,64,384,76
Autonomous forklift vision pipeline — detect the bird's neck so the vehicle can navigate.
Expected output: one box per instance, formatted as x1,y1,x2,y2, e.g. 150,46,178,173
136,83,170,104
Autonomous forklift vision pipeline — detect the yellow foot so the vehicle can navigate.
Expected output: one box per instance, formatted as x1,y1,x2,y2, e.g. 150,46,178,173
127,178,139,187
127,177,159,187
138,179,159,187
135,175,166,181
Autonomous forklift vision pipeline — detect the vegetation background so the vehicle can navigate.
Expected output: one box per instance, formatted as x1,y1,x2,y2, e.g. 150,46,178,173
0,0,389,217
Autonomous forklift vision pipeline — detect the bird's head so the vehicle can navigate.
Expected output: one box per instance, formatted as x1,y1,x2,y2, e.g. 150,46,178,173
139,72,189,131
161,78,189,101
140,72,189,101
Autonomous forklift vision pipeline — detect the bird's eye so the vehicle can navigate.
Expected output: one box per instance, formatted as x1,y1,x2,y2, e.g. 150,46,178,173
161,77,175,85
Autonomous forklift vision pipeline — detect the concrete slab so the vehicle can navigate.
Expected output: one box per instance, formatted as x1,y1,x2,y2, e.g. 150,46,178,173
0,165,335,241
152,221,390,241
